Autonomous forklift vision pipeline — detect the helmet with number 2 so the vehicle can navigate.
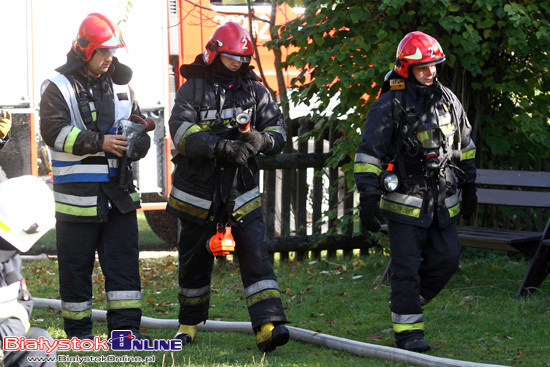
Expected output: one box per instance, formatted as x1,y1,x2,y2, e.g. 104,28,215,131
72,13,126,62
203,22,254,65
394,31,445,79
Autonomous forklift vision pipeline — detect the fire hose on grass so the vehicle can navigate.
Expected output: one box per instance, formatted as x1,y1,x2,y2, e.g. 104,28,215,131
34,298,510,367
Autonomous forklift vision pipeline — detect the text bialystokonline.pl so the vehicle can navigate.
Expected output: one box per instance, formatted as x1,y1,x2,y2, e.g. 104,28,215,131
27,354,156,364
4,329,182,363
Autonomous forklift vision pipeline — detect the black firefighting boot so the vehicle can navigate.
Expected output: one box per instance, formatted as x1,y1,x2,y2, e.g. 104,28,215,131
395,330,431,352
175,325,196,345
255,322,290,352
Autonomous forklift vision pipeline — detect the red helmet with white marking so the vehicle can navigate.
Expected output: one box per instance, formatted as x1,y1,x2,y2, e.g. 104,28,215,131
394,31,445,79
203,22,254,65
72,13,126,62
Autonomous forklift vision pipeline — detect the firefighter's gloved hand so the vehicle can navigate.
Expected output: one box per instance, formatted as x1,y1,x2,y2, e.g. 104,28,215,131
215,139,255,166
460,182,477,224
130,133,151,161
0,109,12,140
239,130,272,156
359,194,384,233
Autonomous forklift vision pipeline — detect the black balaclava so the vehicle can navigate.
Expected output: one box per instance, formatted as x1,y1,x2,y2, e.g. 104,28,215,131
210,56,244,88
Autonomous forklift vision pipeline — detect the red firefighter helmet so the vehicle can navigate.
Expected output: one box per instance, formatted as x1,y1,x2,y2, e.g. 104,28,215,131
394,31,445,79
72,13,126,62
203,22,254,65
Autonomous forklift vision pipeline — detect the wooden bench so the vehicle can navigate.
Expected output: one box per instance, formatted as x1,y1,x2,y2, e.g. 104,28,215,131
381,168,550,298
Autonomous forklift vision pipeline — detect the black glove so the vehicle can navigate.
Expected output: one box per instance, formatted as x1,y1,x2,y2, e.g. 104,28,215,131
215,139,255,166
239,130,272,155
129,133,151,161
460,182,477,223
359,194,385,233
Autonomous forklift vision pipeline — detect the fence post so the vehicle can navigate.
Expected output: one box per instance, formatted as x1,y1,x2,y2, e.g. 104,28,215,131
311,138,324,259
327,128,338,258
295,137,309,262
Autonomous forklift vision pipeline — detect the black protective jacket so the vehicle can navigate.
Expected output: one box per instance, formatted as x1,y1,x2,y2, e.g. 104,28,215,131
167,55,286,226
40,50,145,222
354,77,477,228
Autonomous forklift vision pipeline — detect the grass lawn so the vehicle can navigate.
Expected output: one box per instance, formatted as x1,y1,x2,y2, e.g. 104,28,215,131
21,214,550,367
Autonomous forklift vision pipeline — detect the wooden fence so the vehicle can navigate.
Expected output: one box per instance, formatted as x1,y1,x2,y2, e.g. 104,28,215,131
257,132,379,261
256,133,550,261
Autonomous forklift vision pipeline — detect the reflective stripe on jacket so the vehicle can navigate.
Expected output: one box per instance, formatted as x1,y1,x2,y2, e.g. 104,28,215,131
354,81,476,228
44,75,134,219
167,74,286,225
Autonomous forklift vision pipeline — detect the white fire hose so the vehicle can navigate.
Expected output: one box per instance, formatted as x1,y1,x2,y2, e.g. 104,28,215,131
34,298,510,367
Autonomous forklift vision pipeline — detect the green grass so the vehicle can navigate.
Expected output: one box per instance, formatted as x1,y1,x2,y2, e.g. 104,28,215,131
22,215,550,366
21,246,550,367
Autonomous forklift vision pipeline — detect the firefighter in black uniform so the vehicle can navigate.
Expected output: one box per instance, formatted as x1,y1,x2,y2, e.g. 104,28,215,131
39,13,151,340
354,31,477,352
167,22,289,352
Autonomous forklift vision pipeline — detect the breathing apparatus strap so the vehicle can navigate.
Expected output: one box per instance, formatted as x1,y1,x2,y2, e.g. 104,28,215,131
226,166,240,226
391,87,412,190
191,78,205,115
440,87,462,153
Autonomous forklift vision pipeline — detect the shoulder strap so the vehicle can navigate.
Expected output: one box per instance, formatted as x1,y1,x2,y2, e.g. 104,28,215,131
192,78,205,116
243,78,257,128
439,86,462,151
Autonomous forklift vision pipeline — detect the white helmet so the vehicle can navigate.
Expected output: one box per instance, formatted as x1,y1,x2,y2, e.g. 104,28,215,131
0,176,55,253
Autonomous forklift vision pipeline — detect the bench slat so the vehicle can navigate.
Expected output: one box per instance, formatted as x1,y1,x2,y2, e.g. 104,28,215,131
476,169,550,188
476,188,550,208
457,226,541,243
457,226,541,256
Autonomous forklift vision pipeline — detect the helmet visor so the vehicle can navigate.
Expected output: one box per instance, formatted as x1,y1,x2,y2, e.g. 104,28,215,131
101,28,126,48
221,53,252,63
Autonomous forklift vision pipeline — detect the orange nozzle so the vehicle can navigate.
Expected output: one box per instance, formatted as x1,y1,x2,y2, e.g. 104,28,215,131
208,226,235,256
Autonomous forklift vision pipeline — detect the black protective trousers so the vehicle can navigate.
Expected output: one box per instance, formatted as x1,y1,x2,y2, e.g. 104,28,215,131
56,207,142,334
177,216,287,329
388,218,461,317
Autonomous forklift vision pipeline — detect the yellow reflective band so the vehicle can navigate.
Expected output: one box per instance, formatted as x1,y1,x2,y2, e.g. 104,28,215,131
55,202,98,217
178,125,203,154
461,149,476,160
107,299,142,310
246,289,281,308
130,192,140,203
0,220,10,232
198,122,212,130
354,163,382,176
179,293,210,306
448,202,460,218
64,127,82,154
393,322,425,333
381,199,421,218
62,308,92,321
234,197,261,221
168,197,209,220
